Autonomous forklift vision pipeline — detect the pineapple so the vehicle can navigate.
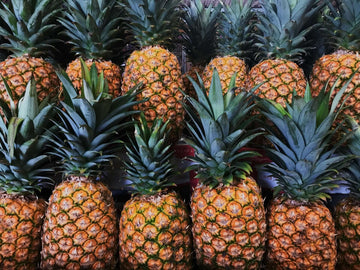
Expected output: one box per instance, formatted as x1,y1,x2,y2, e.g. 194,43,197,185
119,114,193,269
310,0,360,122
248,0,321,107
202,0,254,94
258,84,353,269
180,0,220,99
121,0,185,143
184,71,267,269
60,0,124,97
334,116,360,269
0,77,55,269
0,0,61,103
40,61,140,269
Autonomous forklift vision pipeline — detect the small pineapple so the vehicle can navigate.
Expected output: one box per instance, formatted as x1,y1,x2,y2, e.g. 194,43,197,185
202,0,254,94
248,0,321,107
121,0,185,143
0,0,61,103
119,114,193,270
40,61,140,269
60,0,124,97
184,71,267,269
310,0,360,122
258,84,353,269
0,77,55,269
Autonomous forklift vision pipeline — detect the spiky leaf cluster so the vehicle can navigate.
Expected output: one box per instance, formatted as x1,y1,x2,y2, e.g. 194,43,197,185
0,0,62,57
259,82,354,202
59,0,124,59
180,0,220,66
122,0,182,49
184,70,261,188
49,60,140,177
323,0,360,52
0,77,55,194
254,0,322,63
125,114,174,195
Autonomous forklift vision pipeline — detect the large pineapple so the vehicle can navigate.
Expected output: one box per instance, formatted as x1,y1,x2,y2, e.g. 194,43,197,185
40,62,140,269
0,0,61,103
180,0,220,99
202,0,254,94
60,0,124,97
258,85,353,269
248,0,321,107
310,0,360,122
184,71,267,269
119,114,193,269
121,0,185,143
0,78,55,269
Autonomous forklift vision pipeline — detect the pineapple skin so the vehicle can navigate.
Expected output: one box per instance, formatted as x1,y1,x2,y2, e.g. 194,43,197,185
335,197,360,270
121,46,185,142
0,56,60,104
0,193,46,270
183,65,204,100
248,59,307,107
191,178,267,270
41,176,118,269
66,58,122,98
119,190,193,270
266,196,337,270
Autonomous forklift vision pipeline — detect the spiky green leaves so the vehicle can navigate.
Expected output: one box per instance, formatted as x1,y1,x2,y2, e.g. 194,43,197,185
184,70,261,188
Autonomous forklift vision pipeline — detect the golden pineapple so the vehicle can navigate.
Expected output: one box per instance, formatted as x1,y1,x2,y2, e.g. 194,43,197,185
119,115,193,269
0,0,61,104
60,0,124,97
248,0,321,107
184,71,266,269
121,0,185,143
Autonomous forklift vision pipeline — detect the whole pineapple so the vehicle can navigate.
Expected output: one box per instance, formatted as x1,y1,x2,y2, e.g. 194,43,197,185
121,0,185,143
310,0,360,122
0,78,55,269
258,85,353,269
119,114,193,270
202,0,254,94
60,0,124,97
248,0,321,107
0,0,61,103
184,71,267,269
40,62,140,269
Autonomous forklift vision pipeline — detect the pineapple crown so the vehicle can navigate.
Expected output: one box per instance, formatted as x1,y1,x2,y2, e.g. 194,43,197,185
180,0,220,66
122,0,182,49
0,77,55,195
259,80,355,202
184,70,262,188
216,0,255,61
323,0,360,52
59,0,124,60
49,59,141,178
124,113,174,195
254,0,323,63
0,0,62,58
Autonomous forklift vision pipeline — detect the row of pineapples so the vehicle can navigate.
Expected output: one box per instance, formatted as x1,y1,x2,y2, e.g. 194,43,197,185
0,0,359,269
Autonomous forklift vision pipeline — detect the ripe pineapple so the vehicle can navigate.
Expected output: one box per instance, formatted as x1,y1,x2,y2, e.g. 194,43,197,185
0,0,61,103
184,71,267,269
248,0,321,107
202,0,254,94
180,0,220,99
121,0,185,143
310,0,360,121
60,0,124,97
0,78,55,269
119,114,193,269
258,85,353,269
40,62,140,269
